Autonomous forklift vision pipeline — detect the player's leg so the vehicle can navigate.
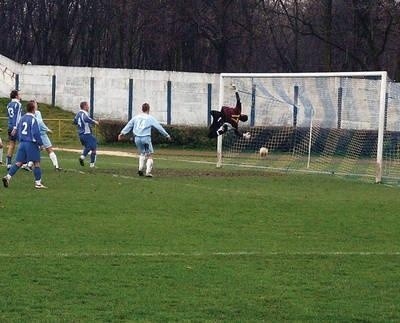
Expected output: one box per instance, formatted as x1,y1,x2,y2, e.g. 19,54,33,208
208,111,224,138
134,137,146,176
143,138,154,177
43,134,61,170
2,143,26,187
88,135,97,168
145,153,154,177
79,135,93,166
32,161,46,188
27,144,46,189
0,137,3,164
6,130,17,169
47,147,61,170
216,122,231,136
78,136,88,166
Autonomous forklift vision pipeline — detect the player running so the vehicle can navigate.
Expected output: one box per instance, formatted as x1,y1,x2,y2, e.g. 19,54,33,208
73,101,99,168
5,90,22,169
208,84,250,139
118,102,171,177
2,100,47,189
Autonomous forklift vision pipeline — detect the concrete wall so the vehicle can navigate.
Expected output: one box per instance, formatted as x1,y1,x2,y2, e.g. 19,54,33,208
0,54,19,96
2,54,396,130
0,54,220,125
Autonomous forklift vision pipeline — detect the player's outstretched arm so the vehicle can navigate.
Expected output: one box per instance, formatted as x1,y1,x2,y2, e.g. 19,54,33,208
235,91,241,104
231,84,241,113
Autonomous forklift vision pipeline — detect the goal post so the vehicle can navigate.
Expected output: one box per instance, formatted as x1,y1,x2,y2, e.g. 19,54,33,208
376,71,388,183
216,74,224,168
216,71,397,184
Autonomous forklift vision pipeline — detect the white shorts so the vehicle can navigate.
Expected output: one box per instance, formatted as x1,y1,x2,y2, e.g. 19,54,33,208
41,133,53,149
134,136,154,155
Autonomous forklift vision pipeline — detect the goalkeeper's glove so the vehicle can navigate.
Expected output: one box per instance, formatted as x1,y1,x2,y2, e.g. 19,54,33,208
243,132,251,140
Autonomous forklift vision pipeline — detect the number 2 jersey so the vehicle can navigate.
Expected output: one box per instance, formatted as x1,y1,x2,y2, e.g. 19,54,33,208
17,113,43,146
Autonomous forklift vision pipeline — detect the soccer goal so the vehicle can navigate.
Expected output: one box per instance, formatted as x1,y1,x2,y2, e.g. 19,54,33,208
217,72,400,184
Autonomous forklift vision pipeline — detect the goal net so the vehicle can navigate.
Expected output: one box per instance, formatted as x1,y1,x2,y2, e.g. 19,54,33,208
217,72,400,184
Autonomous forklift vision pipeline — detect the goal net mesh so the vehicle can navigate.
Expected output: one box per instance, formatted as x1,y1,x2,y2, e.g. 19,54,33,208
219,74,400,184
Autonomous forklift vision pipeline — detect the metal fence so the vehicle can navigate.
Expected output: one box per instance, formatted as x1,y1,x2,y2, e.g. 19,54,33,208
0,117,93,145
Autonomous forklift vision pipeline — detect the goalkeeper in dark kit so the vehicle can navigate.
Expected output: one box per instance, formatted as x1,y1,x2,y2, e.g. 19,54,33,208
208,84,251,139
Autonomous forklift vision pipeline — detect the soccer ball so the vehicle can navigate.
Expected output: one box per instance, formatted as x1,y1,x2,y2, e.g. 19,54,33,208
259,147,268,157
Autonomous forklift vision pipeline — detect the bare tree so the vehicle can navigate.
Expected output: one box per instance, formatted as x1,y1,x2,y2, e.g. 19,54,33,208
1,0,400,76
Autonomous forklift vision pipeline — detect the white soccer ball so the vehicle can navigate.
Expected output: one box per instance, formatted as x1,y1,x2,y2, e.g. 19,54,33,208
259,147,268,157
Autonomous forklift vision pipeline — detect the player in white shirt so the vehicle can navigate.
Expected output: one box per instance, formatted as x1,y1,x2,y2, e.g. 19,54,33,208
118,103,171,177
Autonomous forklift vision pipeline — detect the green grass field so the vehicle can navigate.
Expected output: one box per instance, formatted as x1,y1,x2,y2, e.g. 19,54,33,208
0,147,399,321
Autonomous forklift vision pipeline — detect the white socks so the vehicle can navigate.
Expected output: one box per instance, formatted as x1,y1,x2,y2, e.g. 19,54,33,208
49,151,59,168
146,158,153,175
139,155,153,175
139,155,146,171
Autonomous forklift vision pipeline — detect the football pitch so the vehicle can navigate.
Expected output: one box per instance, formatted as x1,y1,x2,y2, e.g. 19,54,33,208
0,148,399,321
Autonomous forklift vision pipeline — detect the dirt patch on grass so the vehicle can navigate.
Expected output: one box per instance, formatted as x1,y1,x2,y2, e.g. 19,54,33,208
57,147,282,178
91,167,280,178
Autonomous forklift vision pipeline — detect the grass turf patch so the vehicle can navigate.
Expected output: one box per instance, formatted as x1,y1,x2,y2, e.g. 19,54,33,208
0,149,399,321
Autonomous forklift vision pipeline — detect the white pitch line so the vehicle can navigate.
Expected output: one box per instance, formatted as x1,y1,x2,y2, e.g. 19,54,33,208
55,147,138,158
0,251,399,258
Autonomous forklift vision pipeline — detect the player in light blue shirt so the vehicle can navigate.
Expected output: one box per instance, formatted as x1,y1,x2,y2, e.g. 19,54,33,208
22,108,62,171
35,109,62,170
5,90,22,169
73,101,99,168
2,100,47,189
118,103,171,177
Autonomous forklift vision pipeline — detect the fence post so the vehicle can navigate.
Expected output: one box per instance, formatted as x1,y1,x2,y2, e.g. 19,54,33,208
251,82,256,127
15,74,19,90
337,87,343,129
167,80,171,125
293,85,299,127
128,78,133,120
207,83,212,126
90,77,95,118
52,75,56,107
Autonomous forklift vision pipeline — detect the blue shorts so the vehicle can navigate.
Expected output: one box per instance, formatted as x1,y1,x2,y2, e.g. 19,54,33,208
15,141,41,163
41,133,52,148
79,134,97,151
135,136,153,155
8,128,18,141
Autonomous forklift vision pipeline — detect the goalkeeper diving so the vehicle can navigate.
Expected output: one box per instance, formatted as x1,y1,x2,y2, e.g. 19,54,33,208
208,84,251,139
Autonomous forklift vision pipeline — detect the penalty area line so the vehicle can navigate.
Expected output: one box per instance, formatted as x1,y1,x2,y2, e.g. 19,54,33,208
0,251,399,258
